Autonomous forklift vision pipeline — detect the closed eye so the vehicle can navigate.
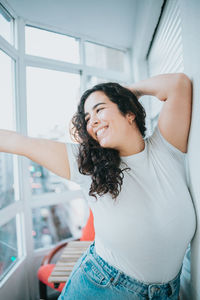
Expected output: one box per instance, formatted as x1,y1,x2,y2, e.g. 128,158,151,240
96,107,104,113
84,106,105,123
85,117,90,124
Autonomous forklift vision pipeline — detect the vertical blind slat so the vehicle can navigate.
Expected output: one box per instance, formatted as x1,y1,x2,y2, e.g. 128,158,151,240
147,0,184,124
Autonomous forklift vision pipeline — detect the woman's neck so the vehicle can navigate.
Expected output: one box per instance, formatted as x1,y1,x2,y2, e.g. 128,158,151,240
119,126,145,157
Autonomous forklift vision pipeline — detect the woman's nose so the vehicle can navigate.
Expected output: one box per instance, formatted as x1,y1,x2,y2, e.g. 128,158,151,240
90,115,99,127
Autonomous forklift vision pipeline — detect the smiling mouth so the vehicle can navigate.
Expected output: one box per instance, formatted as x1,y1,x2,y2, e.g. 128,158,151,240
96,126,108,138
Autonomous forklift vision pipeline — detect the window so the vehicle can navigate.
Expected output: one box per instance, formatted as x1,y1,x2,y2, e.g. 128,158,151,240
0,50,16,210
0,217,20,281
85,41,126,72
0,50,15,130
86,75,108,89
25,26,80,63
0,4,14,45
32,198,87,249
147,0,184,133
0,6,131,297
26,67,80,195
86,75,126,89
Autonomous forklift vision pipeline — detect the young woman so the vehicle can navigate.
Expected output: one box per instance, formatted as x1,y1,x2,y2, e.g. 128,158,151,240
0,73,196,299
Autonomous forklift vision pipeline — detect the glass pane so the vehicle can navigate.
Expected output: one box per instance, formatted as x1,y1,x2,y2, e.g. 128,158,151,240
0,153,15,209
29,162,80,195
85,41,126,72
32,198,88,249
0,50,15,209
25,26,80,63
26,67,80,195
0,50,15,130
86,76,127,90
0,217,19,281
86,76,108,89
0,4,14,44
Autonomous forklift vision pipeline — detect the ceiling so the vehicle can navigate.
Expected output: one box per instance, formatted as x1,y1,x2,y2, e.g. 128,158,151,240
6,0,140,49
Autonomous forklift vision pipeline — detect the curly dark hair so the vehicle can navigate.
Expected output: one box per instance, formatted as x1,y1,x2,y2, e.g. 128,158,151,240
71,82,146,200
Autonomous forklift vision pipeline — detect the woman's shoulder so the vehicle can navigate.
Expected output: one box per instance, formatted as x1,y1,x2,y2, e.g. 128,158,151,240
147,125,186,160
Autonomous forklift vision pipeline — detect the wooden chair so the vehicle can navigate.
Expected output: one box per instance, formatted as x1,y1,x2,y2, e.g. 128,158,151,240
38,209,94,300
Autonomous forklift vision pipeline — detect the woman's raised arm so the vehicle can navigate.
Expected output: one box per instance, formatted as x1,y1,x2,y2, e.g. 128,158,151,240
126,73,192,153
0,129,71,179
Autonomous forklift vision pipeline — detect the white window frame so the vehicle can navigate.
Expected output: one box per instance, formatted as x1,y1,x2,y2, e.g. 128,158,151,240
0,1,27,289
0,3,132,297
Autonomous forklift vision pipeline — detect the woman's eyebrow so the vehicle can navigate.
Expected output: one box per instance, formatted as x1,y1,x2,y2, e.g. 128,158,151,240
84,102,106,118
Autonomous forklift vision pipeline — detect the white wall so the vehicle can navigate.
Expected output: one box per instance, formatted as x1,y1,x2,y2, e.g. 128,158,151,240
130,0,163,137
179,1,200,299
131,0,163,81
0,259,29,300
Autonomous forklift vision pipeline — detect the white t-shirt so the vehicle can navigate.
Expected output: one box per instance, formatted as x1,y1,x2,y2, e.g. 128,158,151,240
66,125,196,284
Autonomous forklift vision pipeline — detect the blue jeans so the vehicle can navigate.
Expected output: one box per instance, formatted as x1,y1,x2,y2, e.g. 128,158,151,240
58,242,182,300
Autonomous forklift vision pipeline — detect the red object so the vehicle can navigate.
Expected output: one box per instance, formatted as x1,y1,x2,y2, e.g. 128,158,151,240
38,264,65,292
80,209,95,241
38,209,95,298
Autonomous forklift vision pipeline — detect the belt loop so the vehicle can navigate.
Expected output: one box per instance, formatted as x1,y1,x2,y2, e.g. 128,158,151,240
167,283,173,297
168,281,175,296
110,271,122,286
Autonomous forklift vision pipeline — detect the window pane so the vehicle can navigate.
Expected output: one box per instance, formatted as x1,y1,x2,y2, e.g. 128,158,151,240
0,217,19,281
29,162,80,195
32,198,88,249
0,4,14,44
0,50,15,130
26,67,80,195
85,41,126,72
25,26,80,63
0,50,15,209
86,76,127,90
0,153,15,209
86,76,108,89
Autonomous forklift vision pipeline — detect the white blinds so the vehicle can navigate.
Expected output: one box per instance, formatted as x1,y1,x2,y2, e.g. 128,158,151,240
147,0,184,123
147,0,184,75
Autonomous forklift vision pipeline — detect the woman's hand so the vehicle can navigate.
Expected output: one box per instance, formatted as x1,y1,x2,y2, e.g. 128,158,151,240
126,73,190,102
125,85,144,99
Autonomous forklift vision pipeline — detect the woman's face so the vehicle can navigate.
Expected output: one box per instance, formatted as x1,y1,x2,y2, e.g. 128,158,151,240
84,91,135,150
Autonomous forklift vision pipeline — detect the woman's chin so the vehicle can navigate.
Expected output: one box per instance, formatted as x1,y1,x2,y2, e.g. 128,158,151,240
99,139,108,148
99,139,114,149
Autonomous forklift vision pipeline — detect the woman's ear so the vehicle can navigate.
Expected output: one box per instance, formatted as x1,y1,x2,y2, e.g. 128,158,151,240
127,113,135,124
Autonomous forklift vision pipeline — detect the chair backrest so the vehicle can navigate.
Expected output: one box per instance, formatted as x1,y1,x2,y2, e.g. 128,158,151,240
80,209,95,241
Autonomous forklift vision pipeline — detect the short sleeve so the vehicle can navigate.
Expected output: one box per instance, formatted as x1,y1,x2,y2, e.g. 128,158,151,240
149,125,186,162
66,143,93,204
66,142,85,185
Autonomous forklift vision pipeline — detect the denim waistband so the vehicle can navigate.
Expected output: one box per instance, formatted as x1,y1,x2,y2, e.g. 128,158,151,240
86,241,182,298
